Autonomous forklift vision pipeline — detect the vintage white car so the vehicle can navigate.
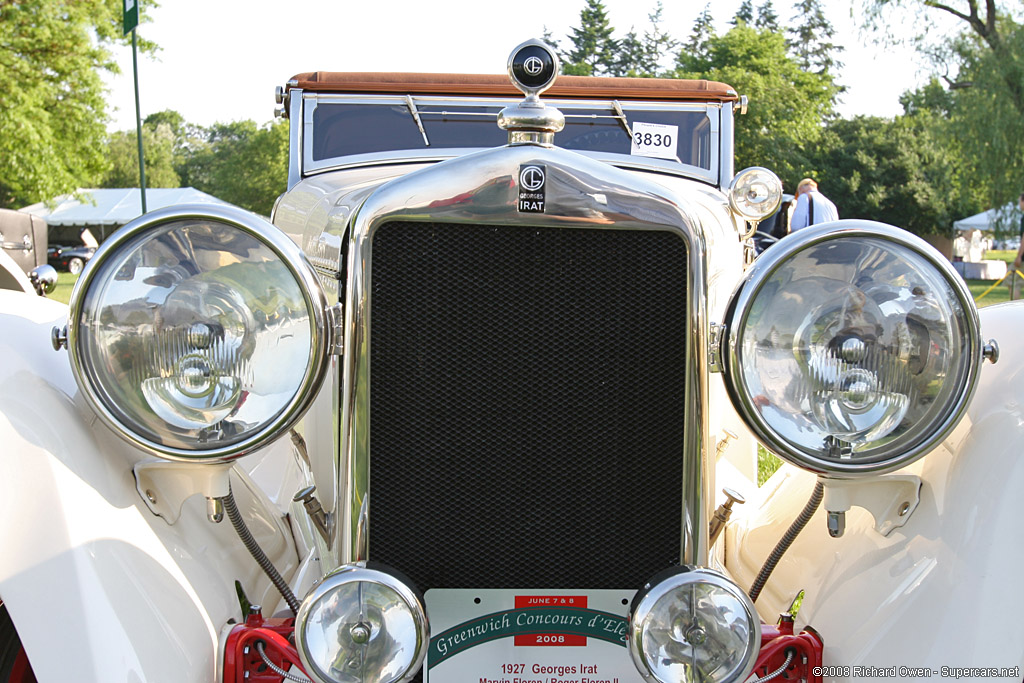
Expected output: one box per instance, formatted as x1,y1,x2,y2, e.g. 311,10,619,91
1,40,1021,683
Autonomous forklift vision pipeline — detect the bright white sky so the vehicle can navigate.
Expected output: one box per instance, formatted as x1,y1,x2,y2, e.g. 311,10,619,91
104,0,931,132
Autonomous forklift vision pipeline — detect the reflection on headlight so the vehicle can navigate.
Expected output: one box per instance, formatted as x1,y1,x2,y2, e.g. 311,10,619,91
296,565,428,683
629,567,759,683
725,224,981,475
67,206,329,460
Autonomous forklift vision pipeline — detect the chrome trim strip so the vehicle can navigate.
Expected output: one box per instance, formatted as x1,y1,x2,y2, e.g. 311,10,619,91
718,102,735,188
65,203,333,462
334,144,712,568
287,87,303,190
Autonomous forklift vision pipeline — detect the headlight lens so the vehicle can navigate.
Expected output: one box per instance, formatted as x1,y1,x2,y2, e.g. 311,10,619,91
67,205,331,461
296,565,428,683
629,567,759,683
724,222,981,475
729,167,782,222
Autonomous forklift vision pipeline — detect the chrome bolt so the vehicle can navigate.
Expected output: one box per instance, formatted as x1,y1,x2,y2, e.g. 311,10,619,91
51,325,68,351
350,623,372,644
983,339,999,364
145,489,157,504
685,625,707,645
207,497,224,524
898,501,911,517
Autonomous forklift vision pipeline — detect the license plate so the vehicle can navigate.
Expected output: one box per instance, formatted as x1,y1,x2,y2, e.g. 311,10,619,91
424,589,645,683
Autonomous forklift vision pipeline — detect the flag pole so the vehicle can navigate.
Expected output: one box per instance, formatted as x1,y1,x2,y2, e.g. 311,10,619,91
131,26,147,214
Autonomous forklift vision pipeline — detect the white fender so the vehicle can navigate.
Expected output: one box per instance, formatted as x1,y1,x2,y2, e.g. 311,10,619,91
0,291,304,682
724,302,1024,677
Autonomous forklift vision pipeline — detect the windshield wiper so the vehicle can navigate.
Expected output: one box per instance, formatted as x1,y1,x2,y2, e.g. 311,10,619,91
406,95,430,146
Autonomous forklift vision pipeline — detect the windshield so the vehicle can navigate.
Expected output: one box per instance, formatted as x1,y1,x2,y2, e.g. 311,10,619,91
305,96,717,176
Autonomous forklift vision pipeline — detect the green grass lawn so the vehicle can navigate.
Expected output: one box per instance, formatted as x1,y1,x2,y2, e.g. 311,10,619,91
51,272,78,304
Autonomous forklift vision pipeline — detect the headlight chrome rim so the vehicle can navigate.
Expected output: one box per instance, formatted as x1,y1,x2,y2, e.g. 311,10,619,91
723,220,983,477
629,566,760,683
295,564,429,683
66,203,332,462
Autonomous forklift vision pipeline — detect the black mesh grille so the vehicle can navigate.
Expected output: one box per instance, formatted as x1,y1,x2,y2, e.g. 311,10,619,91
369,221,688,591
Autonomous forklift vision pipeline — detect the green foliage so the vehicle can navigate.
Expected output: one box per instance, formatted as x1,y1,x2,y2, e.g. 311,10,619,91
0,0,156,209
755,1,781,32
899,77,956,118
733,0,756,27
945,22,1024,214
102,123,181,189
806,115,974,236
562,0,618,75
607,3,677,77
787,0,843,74
180,120,289,217
861,0,1024,210
675,25,838,183
680,4,715,68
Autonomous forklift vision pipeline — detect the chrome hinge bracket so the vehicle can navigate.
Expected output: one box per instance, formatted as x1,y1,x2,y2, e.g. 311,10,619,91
709,322,726,373
326,302,344,356
820,474,922,539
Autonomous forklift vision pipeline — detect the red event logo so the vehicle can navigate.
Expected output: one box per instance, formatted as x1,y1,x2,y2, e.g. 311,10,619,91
514,595,587,647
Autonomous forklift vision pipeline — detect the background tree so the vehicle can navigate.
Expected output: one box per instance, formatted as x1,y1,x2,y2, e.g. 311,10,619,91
0,0,157,208
102,123,180,189
675,24,839,183
180,120,289,216
806,115,971,236
862,0,1024,209
678,5,716,71
755,1,781,31
562,0,619,75
609,3,677,76
788,0,843,74
733,0,756,26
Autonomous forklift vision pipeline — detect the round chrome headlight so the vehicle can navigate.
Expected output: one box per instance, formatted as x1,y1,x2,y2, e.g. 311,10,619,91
723,221,982,476
296,565,428,683
67,204,331,461
729,167,782,223
629,567,759,683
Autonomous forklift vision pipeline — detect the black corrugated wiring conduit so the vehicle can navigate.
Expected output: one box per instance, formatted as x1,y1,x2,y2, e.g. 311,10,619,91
748,480,824,603
221,487,302,616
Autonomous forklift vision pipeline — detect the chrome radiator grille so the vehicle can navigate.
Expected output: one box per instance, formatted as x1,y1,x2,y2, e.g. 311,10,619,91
368,221,688,591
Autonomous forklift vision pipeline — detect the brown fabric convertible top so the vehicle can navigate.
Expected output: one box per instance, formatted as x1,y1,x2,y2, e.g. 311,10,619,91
288,72,738,103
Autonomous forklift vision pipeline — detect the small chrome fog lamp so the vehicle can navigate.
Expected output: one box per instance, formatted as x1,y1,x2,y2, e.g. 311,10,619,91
296,565,429,683
729,167,782,223
722,221,982,476
629,567,759,683
65,204,332,461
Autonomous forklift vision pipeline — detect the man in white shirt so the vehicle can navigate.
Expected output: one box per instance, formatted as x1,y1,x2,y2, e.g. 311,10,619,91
789,178,838,232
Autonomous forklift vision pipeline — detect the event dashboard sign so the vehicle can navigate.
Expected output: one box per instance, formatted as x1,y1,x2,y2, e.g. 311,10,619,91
424,589,644,683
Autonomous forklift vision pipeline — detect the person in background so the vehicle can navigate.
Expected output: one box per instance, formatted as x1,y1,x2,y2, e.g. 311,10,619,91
1013,192,1024,270
789,178,839,232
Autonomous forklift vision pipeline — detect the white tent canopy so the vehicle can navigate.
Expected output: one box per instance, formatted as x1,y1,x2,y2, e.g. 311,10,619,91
953,202,1021,233
21,188,235,228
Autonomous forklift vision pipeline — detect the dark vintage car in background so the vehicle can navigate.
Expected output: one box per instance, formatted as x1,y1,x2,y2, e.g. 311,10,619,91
0,40,1021,683
47,244,96,274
